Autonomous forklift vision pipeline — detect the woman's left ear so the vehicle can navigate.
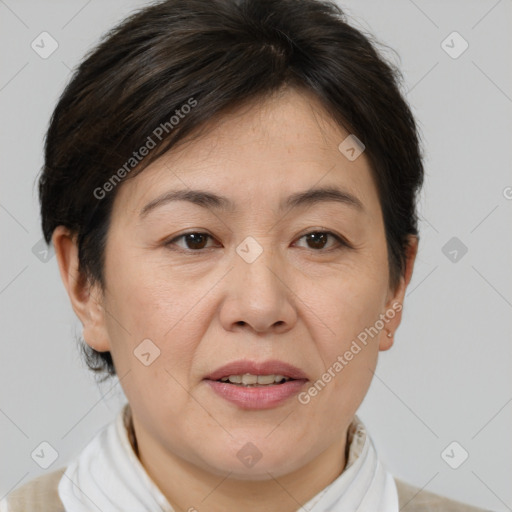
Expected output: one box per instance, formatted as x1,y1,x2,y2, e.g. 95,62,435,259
379,235,419,351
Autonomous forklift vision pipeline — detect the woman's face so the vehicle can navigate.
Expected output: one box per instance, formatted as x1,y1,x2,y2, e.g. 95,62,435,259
58,87,415,480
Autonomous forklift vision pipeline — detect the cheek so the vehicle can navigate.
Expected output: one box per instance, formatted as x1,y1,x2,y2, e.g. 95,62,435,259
102,256,208,377
306,262,388,395
102,262,205,422
108,246,191,323
310,263,388,345
299,281,384,433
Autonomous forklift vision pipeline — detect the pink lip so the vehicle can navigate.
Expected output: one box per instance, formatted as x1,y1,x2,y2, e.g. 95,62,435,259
205,379,308,410
203,359,308,410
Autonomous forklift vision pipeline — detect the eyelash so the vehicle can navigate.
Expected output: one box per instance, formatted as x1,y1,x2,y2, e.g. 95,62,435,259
164,230,350,254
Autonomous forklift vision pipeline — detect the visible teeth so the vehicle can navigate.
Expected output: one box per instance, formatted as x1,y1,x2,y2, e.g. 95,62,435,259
256,374,277,385
242,374,258,385
219,373,291,385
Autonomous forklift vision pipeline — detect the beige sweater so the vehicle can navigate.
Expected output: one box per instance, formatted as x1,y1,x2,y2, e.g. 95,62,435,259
4,468,490,511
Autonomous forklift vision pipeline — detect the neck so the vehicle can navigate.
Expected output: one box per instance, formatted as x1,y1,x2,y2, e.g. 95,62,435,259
127,410,350,512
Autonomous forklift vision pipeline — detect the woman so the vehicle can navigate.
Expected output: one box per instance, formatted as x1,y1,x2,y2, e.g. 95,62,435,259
1,0,490,510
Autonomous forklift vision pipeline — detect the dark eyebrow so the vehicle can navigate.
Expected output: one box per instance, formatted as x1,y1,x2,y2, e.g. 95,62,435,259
139,185,364,218
140,189,236,218
283,186,364,212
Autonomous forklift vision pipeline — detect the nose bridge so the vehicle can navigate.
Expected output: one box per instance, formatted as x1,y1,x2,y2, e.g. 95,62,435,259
235,234,282,301
220,234,295,333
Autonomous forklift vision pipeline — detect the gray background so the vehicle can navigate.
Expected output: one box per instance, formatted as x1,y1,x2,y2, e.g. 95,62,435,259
1,0,511,509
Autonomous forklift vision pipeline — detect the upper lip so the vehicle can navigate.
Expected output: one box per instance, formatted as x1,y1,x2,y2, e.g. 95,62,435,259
204,359,308,381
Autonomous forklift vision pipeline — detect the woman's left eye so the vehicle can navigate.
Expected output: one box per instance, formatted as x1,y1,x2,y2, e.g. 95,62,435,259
295,231,347,251
165,230,347,252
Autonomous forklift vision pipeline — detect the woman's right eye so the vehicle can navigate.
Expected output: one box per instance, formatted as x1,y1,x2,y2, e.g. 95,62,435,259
165,232,218,251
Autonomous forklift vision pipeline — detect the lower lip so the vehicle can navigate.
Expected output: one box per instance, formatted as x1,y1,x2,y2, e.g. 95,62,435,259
204,379,308,410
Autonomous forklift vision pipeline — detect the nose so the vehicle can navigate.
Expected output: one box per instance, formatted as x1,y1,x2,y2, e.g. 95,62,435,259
219,241,297,335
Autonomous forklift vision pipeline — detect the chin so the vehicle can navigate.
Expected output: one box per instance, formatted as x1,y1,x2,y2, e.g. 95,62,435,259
197,443,309,480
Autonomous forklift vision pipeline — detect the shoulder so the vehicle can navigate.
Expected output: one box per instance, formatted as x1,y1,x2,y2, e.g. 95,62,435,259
395,477,493,512
1,467,66,512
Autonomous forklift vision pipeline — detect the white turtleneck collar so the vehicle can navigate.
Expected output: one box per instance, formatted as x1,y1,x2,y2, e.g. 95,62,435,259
58,403,398,511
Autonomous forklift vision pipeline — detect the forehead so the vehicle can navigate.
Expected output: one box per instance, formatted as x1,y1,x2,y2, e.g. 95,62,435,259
112,88,379,220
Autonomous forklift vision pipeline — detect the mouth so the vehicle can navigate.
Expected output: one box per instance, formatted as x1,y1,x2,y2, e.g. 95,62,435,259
203,360,308,409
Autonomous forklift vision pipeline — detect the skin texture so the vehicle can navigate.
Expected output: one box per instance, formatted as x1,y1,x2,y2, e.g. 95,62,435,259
53,86,417,512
